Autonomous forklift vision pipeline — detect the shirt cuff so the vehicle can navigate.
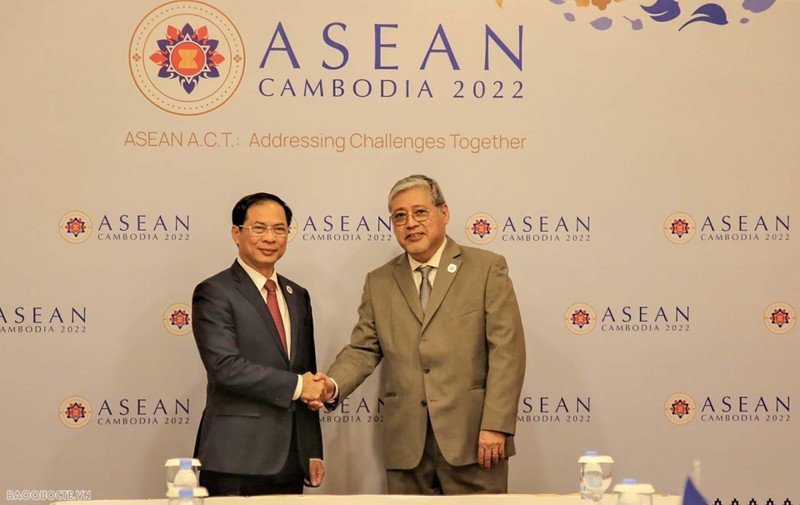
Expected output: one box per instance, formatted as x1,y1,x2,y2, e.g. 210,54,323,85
329,377,340,402
292,374,303,401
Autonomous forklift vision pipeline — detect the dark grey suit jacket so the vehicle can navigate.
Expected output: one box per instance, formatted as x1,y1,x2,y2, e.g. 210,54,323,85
192,260,322,476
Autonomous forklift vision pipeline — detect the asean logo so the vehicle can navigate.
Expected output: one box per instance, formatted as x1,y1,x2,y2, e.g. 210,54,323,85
564,303,597,335
164,303,192,336
59,211,93,244
664,392,696,425
129,1,245,115
763,302,795,335
59,396,93,429
287,217,299,243
465,213,498,245
663,212,696,244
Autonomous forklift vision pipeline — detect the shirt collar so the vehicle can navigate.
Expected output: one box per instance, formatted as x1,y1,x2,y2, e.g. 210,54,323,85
407,238,447,272
237,256,278,290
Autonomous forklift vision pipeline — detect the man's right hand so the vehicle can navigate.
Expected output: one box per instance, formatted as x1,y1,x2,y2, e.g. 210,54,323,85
300,372,325,403
304,372,335,411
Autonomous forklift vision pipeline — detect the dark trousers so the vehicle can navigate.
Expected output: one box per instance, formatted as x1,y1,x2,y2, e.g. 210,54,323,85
200,421,304,496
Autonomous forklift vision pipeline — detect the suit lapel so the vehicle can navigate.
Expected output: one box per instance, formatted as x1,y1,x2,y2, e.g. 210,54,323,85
231,262,290,363
422,238,462,332
278,274,299,365
393,254,424,324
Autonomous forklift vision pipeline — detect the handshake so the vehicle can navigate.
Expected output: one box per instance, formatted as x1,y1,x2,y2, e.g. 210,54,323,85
300,372,335,410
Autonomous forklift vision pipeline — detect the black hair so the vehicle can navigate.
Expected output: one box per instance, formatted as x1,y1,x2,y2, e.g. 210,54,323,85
231,193,293,226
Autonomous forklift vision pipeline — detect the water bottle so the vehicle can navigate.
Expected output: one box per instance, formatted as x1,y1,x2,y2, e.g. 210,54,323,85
613,478,655,505
166,486,208,505
177,488,194,505
166,458,200,490
579,451,614,501
173,458,199,488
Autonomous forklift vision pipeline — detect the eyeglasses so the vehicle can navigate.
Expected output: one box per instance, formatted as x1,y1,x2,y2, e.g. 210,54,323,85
239,224,290,237
391,208,433,226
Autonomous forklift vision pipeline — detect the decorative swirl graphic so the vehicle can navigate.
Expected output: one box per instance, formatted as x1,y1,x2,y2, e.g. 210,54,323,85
679,3,729,31
590,17,614,30
743,0,776,13
641,0,681,22
547,0,777,31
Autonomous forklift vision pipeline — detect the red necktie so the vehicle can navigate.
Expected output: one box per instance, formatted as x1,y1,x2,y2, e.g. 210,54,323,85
265,280,288,352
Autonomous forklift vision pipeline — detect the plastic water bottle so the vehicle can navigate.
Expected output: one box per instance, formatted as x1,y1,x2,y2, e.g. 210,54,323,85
166,485,208,505
177,488,194,505
579,451,613,501
173,459,198,488
613,478,655,505
165,458,201,490
616,478,642,505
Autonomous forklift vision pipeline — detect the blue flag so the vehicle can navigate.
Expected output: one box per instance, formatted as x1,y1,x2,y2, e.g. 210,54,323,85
683,476,708,505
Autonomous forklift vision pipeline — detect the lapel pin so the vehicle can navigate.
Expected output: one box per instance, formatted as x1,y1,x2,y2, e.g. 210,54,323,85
447,263,457,273
286,285,293,294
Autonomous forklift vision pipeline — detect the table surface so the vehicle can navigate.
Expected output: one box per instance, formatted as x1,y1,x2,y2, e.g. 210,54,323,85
55,493,682,505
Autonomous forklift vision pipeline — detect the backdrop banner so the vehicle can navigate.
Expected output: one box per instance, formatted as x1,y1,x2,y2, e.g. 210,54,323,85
1,1,797,503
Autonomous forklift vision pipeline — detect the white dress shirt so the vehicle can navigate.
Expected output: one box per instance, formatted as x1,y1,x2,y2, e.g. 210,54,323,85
237,256,303,400
407,239,448,292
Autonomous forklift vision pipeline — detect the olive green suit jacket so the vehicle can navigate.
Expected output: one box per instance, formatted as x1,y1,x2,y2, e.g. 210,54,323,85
328,237,526,469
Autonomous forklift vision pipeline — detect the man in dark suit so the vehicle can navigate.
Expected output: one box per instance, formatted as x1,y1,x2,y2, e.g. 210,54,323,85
192,192,325,496
318,175,526,494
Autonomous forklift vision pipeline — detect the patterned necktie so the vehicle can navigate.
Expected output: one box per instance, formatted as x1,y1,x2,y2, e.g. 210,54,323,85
264,280,287,352
417,265,433,312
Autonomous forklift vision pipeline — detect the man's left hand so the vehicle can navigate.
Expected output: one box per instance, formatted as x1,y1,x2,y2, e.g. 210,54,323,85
304,459,325,487
477,430,506,469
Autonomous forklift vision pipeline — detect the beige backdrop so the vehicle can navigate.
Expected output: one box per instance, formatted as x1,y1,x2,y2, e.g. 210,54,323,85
0,0,797,503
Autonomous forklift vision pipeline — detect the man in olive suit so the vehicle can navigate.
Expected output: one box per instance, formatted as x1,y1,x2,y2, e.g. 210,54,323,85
318,175,526,494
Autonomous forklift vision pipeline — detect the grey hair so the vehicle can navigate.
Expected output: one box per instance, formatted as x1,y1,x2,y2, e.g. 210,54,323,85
387,174,446,212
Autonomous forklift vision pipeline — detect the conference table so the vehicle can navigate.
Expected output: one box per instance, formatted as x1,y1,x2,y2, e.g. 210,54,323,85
55,493,682,505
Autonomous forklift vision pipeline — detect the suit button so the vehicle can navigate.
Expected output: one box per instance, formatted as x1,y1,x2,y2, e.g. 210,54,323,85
421,400,428,407
424,367,431,374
